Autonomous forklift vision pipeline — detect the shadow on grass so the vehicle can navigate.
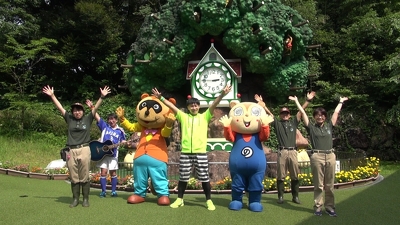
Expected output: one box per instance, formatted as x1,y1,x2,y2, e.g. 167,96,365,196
296,170,400,225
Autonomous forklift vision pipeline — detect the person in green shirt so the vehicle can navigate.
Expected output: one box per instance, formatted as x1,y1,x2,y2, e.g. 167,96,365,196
255,92,315,204
301,97,348,217
43,85,110,208
152,85,231,211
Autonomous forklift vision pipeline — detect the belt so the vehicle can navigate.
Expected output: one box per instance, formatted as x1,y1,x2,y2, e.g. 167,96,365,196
312,149,334,154
68,143,89,149
279,147,297,150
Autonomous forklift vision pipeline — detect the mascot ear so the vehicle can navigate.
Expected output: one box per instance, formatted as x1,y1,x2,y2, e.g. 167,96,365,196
229,100,239,108
168,98,177,106
141,93,150,99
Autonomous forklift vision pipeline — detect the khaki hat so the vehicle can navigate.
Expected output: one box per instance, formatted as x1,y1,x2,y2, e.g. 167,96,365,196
280,107,290,113
71,103,84,112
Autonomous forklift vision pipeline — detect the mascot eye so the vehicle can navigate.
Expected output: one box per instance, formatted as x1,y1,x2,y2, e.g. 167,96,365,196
153,104,161,113
251,107,261,117
234,107,243,116
140,102,147,109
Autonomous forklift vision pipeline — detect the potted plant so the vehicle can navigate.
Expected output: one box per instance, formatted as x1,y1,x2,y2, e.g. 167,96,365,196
45,167,69,180
8,164,30,177
29,166,50,180
0,161,13,175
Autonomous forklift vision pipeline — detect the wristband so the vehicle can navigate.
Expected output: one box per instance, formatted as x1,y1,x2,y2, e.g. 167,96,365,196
165,125,172,129
338,102,343,104
100,96,105,99
160,96,165,101
306,99,312,102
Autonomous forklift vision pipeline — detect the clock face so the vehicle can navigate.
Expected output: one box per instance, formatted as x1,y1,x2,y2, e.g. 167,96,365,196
195,62,231,96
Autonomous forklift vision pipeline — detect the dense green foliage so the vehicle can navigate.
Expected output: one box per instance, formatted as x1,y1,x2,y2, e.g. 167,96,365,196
0,0,399,159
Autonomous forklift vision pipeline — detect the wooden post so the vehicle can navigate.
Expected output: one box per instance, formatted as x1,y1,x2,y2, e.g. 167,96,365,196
151,13,159,20
120,64,133,68
261,46,272,55
163,38,173,45
252,1,264,12
253,27,262,34
294,20,309,27
135,59,151,63
225,0,233,8
306,44,321,49
290,86,306,91
194,12,200,23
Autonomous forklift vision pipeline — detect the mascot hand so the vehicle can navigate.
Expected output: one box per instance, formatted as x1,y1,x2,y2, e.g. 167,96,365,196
115,106,126,122
165,113,176,128
261,114,274,125
219,115,232,127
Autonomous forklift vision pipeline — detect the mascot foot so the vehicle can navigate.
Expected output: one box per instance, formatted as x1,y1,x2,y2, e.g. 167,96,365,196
229,200,243,211
157,196,170,206
127,194,145,204
249,202,263,212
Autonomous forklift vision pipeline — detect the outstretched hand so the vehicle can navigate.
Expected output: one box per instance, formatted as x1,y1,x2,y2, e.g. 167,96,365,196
100,86,111,98
115,106,125,120
340,97,349,102
42,85,54,96
221,85,232,96
85,99,94,108
260,114,274,125
307,91,316,100
219,115,232,127
152,88,162,98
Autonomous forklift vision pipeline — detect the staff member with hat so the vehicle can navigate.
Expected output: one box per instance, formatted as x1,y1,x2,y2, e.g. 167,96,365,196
255,92,315,204
42,85,111,207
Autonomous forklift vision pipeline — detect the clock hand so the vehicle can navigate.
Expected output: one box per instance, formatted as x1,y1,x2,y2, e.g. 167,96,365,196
211,79,220,82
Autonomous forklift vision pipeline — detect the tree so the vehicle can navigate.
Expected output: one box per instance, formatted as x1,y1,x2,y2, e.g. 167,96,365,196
124,0,314,99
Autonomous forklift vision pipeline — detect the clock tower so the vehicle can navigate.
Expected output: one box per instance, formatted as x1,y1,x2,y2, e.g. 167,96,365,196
187,40,241,108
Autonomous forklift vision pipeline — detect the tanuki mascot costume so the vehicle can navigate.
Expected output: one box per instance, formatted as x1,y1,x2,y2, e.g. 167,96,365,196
219,101,274,212
116,93,176,205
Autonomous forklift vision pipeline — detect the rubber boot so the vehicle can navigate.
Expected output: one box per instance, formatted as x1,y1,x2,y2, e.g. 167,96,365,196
277,180,284,204
81,182,90,207
69,183,80,208
291,180,301,204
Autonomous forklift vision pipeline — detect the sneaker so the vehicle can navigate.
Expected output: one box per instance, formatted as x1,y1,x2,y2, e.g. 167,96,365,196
111,191,118,197
170,198,184,208
314,210,322,216
206,199,216,211
326,209,337,217
99,191,106,198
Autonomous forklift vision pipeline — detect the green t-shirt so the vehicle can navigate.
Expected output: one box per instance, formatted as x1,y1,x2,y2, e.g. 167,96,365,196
176,109,212,153
305,120,333,150
272,117,299,148
63,112,94,146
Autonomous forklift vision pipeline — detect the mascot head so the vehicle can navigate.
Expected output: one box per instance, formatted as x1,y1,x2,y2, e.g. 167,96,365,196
228,101,267,134
136,93,176,129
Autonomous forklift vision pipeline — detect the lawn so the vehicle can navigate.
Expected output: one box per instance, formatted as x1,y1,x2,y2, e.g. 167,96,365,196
1,164,399,225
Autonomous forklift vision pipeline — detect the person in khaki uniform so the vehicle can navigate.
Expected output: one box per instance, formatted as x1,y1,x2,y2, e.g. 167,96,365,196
43,85,110,208
255,92,315,204
301,97,348,217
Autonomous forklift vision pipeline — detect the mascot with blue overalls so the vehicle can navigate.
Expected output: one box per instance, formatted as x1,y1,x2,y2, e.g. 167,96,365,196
219,101,274,212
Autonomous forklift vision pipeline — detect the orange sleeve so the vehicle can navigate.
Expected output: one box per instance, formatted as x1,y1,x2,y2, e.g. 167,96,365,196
258,125,270,141
223,126,236,142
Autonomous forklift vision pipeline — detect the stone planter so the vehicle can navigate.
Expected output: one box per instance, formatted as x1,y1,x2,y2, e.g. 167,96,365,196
7,169,29,177
29,172,51,180
50,174,69,180
334,182,354,189
0,168,8,175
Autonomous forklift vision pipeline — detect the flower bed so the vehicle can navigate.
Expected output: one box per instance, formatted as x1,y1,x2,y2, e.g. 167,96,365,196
0,161,69,180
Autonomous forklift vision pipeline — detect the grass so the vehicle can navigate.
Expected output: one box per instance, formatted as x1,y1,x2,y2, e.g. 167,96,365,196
1,136,400,224
0,164,399,224
0,135,63,168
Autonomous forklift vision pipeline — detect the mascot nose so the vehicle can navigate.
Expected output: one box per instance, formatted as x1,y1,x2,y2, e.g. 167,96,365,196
145,110,150,116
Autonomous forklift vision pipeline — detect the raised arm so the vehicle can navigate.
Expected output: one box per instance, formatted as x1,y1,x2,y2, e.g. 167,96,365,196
152,87,180,115
331,97,348,126
289,96,309,126
209,85,232,114
42,85,66,116
85,99,100,122
254,94,274,117
296,91,316,121
91,86,111,116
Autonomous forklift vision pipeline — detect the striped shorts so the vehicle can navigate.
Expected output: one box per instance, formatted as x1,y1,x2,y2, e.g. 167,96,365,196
179,153,209,182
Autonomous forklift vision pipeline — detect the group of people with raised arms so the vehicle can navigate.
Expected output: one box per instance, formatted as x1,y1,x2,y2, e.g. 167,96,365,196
43,84,347,217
